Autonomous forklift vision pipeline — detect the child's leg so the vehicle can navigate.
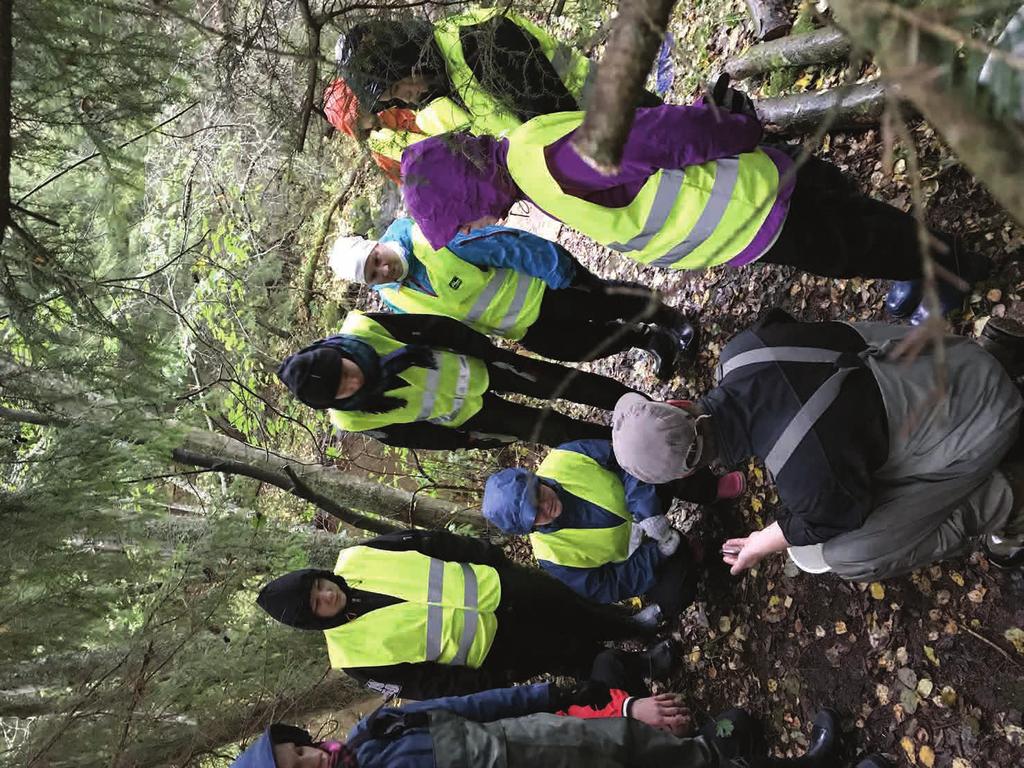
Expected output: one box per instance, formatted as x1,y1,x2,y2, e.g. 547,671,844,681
761,157,989,281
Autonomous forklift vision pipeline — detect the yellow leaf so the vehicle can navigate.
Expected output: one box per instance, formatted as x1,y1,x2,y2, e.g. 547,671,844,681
940,686,957,707
917,678,934,697
875,683,890,705
901,736,917,764
719,616,732,633
924,645,940,667
950,571,965,586
794,73,813,89
869,582,886,600
835,621,848,635
952,759,972,768
750,496,763,513
1005,627,1024,656
919,745,935,767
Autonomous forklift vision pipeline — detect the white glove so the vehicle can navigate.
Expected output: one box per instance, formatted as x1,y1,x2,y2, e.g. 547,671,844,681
638,515,674,543
658,530,682,557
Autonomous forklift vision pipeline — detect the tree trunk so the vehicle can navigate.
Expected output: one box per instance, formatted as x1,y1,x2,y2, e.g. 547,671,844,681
177,429,481,532
571,0,678,173
828,0,1024,227
726,27,852,80
757,79,887,135
744,0,792,42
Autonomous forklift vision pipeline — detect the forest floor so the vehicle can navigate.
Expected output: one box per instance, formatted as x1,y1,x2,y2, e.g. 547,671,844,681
501,4,1024,767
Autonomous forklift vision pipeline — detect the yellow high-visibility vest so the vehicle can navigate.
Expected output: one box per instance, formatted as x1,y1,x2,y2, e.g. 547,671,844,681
529,448,636,568
329,311,488,432
324,546,501,668
433,7,592,137
505,112,782,271
377,224,545,340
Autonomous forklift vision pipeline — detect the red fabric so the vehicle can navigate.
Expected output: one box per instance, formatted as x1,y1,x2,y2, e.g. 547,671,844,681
373,152,404,186
324,79,360,137
379,107,421,134
559,688,630,719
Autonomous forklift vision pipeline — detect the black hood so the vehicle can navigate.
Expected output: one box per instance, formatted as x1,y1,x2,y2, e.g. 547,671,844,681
257,568,351,631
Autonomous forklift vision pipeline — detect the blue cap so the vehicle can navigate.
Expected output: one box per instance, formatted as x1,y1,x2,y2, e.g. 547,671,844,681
483,468,539,535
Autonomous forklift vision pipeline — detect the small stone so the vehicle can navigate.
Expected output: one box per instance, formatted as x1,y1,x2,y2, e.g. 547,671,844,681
987,288,1003,302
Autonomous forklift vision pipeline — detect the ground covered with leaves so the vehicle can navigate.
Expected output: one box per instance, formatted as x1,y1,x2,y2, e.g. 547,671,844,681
512,3,1024,766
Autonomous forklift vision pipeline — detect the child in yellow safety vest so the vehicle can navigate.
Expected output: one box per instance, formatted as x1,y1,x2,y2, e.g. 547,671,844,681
276,311,643,449
327,218,698,380
255,529,678,701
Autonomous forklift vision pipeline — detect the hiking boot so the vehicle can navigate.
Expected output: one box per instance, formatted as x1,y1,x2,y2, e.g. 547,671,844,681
979,316,1024,380
716,471,747,500
801,709,840,767
885,280,922,318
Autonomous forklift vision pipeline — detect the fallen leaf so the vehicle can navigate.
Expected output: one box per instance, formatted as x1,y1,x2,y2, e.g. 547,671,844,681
901,736,917,764
967,585,987,603
870,582,886,600
940,686,957,707
919,745,935,767
924,645,940,667
917,678,934,697
835,621,848,635
951,759,972,768
876,683,890,705
1005,627,1024,656
950,571,965,587
719,615,732,633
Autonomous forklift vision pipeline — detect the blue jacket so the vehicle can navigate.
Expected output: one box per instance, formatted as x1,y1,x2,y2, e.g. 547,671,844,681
484,440,668,604
375,218,576,310
348,683,556,768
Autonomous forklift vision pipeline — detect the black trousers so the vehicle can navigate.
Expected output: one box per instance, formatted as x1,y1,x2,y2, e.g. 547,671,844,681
761,156,990,281
519,281,668,363
460,353,636,446
485,563,654,693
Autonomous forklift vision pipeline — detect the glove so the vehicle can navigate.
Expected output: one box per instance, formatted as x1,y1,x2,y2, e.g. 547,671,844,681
658,530,682,557
638,515,674,543
551,681,613,711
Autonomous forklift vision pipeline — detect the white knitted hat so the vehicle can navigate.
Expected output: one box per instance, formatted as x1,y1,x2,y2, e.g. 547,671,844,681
328,235,376,283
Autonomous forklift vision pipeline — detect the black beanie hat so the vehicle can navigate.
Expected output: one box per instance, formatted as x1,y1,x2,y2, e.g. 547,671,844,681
277,348,343,409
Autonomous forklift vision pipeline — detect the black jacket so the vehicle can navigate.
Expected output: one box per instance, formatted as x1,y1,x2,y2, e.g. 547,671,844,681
700,310,889,546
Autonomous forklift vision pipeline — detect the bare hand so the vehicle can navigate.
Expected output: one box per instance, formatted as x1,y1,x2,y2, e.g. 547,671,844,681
631,693,692,736
721,536,764,575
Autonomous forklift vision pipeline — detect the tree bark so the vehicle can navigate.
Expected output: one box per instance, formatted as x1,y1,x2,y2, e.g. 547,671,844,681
744,0,792,42
828,0,1024,227
176,429,481,532
757,79,887,135
726,27,852,80
571,0,678,173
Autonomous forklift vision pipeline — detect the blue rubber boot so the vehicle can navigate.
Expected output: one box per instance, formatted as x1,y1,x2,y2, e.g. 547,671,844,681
884,280,922,318
909,281,968,326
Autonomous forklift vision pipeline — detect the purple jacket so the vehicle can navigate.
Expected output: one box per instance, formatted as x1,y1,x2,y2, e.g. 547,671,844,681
401,104,795,266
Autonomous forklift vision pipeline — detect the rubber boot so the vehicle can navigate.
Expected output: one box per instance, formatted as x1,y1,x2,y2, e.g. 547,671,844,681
632,603,664,631
716,471,747,500
640,639,678,681
642,326,683,382
909,280,969,326
885,280,922,318
799,709,840,767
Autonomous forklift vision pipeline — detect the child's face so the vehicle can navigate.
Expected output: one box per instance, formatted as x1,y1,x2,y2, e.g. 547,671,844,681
533,482,563,527
335,358,365,400
272,742,335,768
309,577,347,619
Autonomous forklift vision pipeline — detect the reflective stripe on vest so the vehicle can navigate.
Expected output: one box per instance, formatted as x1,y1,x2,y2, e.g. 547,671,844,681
505,112,781,271
324,546,501,669
328,311,489,432
528,448,638,569
718,346,864,478
433,8,592,136
377,225,545,340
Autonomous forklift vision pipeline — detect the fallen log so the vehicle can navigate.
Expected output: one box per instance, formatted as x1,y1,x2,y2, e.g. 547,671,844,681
757,79,887,135
726,27,852,80
744,0,791,42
